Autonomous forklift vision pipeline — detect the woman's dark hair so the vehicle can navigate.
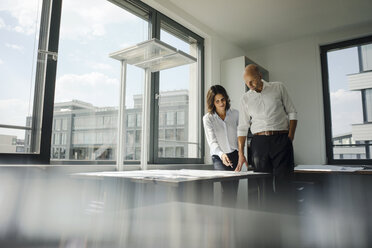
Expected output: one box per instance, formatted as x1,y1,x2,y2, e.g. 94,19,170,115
206,85,231,114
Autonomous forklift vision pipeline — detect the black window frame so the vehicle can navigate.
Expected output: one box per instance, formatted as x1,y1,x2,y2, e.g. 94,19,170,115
320,34,372,165
0,0,62,164
0,0,205,165
151,12,205,164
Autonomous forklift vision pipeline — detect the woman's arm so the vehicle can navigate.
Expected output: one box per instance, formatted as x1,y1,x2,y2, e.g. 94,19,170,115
203,116,224,158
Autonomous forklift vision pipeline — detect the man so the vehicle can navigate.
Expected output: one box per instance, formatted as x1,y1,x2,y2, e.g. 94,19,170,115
235,64,297,190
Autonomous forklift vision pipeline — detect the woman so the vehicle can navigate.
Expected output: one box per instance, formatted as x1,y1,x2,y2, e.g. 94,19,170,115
203,85,239,206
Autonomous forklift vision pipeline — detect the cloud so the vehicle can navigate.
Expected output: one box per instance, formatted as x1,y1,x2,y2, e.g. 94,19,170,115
0,59,3,65
119,42,131,49
5,43,23,51
330,89,363,136
0,0,41,35
0,17,5,29
59,0,136,40
0,99,30,130
90,62,112,71
55,72,119,107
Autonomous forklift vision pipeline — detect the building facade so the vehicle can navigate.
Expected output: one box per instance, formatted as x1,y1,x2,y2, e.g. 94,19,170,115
25,90,189,162
343,43,372,159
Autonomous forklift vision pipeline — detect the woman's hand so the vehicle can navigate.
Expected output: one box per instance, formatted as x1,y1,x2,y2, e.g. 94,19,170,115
221,153,233,168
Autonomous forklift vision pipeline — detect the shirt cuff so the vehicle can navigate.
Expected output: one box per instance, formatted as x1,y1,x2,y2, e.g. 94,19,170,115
288,112,297,120
238,130,248,137
218,151,224,159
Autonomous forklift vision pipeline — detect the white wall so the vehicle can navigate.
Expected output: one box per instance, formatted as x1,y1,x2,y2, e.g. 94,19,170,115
245,23,372,165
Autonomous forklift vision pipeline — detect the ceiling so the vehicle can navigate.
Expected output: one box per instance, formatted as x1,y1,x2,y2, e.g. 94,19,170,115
166,0,372,50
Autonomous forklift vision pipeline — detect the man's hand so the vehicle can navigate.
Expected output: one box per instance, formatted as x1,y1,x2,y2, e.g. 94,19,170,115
221,154,233,168
288,134,294,141
235,153,248,172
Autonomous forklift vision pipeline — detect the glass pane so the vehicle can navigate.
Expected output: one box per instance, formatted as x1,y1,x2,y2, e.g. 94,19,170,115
0,128,26,153
52,0,148,163
158,28,201,159
0,0,47,154
366,89,372,122
327,43,372,159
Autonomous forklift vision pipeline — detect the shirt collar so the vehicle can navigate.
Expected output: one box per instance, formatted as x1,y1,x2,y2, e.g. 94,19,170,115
261,79,267,90
213,108,231,120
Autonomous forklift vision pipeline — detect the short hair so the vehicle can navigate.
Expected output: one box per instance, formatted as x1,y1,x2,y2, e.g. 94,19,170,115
206,85,231,114
244,64,261,77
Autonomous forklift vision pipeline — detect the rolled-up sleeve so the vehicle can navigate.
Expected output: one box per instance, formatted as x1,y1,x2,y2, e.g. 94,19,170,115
237,96,250,136
280,83,297,120
203,115,224,158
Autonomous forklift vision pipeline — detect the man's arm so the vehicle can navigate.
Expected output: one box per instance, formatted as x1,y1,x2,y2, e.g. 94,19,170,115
236,96,250,172
235,136,248,172
280,83,298,141
288,119,297,141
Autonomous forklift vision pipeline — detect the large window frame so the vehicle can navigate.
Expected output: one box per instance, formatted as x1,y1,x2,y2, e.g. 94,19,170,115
320,34,372,165
0,0,205,165
151,13,205,164
0,0,62,164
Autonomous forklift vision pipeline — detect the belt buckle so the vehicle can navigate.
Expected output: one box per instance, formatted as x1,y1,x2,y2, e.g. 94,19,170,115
264,131,271,136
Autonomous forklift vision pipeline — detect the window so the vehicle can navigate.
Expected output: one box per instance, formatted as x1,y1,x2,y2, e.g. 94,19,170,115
165,147,174,157
1,0,204,165
154,15,204,163
165,129,175,140
176,129,185,141
0,0,51,157
50,0,148,163
365,89,372,122
135,130,141,144
159,112,166,126
159,129,165,140
55,119,61,131
321,35,372,164
62,119,68,130
177,111,185,125
176,147,184,157
127,114,136,128
136,114,142,127
166,112,175,126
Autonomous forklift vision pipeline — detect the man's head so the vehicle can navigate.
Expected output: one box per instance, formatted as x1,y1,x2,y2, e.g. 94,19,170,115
243,64,263,92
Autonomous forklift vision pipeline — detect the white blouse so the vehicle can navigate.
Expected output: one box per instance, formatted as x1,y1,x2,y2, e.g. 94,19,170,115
203,108,239,158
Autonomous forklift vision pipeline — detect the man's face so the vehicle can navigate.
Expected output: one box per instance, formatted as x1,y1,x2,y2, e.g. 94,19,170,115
244,73,262,91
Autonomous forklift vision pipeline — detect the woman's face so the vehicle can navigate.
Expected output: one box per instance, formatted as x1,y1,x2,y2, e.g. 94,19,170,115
214,93,226,113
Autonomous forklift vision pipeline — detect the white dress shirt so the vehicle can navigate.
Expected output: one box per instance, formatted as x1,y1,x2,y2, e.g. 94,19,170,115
238,80,297,136
203,108,239,158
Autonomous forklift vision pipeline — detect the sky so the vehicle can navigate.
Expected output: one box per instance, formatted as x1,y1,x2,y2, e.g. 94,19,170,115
0,0,191,140
327,47,364,136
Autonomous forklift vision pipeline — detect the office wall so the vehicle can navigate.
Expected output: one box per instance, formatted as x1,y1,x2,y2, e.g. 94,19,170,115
245,23,372,165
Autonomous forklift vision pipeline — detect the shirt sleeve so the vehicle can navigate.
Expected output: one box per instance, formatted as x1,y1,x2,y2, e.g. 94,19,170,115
280,82,297,120
203,115,224,158
237,96,251,136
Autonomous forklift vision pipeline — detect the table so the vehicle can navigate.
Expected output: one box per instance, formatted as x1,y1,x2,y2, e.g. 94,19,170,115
73,169,270,208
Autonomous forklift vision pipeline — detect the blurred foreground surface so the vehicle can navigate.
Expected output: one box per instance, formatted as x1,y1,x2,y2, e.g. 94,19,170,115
0,166,371,248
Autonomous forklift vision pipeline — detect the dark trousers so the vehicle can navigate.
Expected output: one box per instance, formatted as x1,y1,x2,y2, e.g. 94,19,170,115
251,133,295,211
212,150,239,207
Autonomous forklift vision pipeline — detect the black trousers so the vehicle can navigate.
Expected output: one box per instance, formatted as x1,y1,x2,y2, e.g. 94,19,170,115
212,150,239,207
251,133,295,211
251,133,294,177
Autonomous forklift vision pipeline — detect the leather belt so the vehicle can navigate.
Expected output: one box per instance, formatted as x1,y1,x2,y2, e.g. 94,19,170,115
254,130,289,136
